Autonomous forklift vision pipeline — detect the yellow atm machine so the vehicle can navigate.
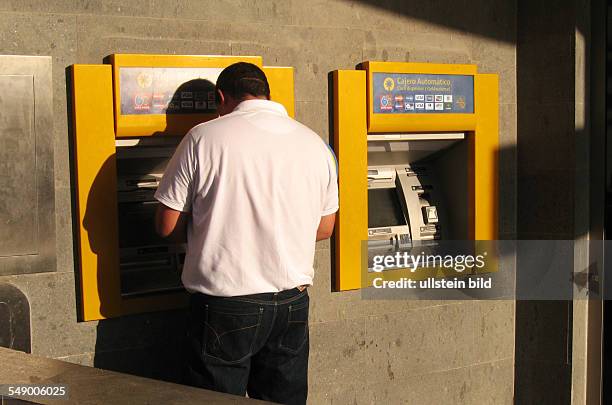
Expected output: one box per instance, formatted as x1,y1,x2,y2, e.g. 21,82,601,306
332,61,498,291
71,54,294,321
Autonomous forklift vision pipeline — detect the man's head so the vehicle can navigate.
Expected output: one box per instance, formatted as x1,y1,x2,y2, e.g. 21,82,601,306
215,62,270,116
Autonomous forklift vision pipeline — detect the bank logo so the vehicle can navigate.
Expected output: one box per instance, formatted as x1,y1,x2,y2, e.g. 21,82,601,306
136,72,152,88
383,77,395,92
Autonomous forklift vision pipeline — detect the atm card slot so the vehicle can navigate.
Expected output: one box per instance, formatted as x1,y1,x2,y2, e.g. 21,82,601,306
117,190,156,203
405,167,428,177
120,257,172,272
411,185,433,193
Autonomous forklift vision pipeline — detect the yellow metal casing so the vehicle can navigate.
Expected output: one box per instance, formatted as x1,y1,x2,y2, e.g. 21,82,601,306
332,70,368,291
111,54,263,137
263,66,295,118
332,61,499,291
71,65,189,321
71,64,122,320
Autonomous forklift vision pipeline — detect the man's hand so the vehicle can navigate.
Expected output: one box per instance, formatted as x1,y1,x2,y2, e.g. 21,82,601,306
155,203,189,243
316,213,336,241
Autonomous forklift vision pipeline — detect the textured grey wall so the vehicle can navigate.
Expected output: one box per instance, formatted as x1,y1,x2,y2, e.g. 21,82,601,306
0,1,516,403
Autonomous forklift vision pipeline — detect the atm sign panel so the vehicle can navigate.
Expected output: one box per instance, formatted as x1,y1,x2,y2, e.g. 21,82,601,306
372,73,474,114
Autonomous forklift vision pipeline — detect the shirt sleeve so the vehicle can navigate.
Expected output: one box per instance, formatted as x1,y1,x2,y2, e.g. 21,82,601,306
321,144,339,216
154,133,197,212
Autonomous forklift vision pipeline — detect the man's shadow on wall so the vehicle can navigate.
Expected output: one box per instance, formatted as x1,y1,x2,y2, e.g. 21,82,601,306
69,76,215,382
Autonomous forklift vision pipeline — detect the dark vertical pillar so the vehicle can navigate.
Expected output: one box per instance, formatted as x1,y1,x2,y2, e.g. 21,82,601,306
515,0,576,403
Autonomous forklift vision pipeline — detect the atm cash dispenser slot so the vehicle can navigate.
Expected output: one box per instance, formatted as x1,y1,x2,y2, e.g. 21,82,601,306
115,138,185,297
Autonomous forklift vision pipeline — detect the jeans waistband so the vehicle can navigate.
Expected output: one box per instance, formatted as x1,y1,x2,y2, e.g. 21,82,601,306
192,287,307,305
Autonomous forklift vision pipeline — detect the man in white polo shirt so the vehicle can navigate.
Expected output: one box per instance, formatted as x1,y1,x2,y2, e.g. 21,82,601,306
154,62,338,405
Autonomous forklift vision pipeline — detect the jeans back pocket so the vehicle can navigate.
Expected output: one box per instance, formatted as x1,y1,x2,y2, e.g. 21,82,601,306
203,305,263,364
279,299,309,354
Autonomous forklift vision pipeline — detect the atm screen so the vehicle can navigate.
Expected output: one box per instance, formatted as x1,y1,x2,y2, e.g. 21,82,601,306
368,188,407,228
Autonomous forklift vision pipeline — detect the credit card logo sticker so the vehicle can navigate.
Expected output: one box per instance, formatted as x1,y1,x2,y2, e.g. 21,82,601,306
415,94,425,101
152,94,166,108
394,94,404,109
134,94,150,110
425,95,434,102
455,96,466,110
425,102,434,110
415,102,425,109
434,95,443,102
435,102,444,110
443,95,453,102
405,102,415,111
380,94,393,111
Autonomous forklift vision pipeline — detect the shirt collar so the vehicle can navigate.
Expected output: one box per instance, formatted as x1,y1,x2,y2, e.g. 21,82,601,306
233,99,288,116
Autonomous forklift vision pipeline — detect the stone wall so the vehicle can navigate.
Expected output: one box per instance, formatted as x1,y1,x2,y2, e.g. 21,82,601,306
0,1,516,403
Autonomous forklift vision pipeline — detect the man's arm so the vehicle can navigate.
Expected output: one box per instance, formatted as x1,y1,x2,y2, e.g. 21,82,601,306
155,203,189,243
316,213,336,241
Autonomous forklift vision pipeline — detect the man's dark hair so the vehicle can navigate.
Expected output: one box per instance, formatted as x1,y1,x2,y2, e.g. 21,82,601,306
215,62,270,102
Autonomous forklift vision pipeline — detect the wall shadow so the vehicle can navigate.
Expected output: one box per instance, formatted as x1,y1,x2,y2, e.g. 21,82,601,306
352,0,515,43
90,79,216,381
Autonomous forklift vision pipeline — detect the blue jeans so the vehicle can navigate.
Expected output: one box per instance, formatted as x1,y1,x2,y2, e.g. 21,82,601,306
184,288,309,405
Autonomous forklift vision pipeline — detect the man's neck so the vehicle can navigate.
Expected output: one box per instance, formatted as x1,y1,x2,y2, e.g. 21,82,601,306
240,95,268,102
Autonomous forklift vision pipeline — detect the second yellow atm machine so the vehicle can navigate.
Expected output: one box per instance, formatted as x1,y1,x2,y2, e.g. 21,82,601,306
332,61,498,291
71,54,294,321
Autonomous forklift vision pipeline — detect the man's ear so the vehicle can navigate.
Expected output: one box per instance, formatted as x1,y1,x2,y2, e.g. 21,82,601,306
216,89,225,105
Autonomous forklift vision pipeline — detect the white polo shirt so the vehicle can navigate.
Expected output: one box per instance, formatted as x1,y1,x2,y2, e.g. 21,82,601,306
154,99,339,296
